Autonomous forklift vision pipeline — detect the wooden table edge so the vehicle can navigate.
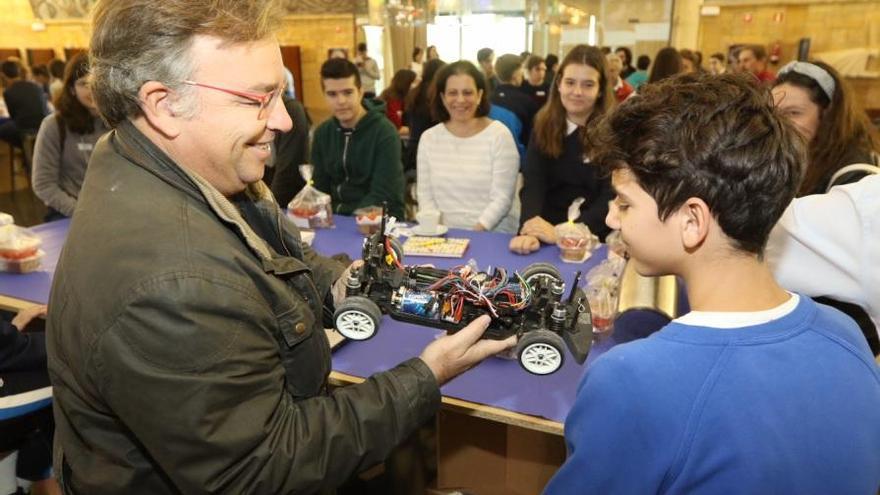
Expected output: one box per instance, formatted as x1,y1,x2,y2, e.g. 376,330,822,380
328,370,565,436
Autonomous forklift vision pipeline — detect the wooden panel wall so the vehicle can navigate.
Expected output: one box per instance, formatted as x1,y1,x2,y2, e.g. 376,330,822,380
698,1,880,62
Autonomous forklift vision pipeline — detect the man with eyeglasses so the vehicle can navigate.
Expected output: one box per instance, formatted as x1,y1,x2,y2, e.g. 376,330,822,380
46,1,514,493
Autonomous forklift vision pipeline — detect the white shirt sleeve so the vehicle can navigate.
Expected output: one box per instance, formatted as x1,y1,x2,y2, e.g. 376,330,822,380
477,124,519,230
416,128,439,212
765,176,880,330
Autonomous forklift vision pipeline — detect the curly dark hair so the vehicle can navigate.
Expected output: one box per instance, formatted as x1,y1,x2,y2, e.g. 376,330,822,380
590,72,804,255
430,60,490,122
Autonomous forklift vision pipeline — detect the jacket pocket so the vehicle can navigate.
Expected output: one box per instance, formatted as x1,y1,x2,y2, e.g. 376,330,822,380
274,305,330,399
276,307,315,348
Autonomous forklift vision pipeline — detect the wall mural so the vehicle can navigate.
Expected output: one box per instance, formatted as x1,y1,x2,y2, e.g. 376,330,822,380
29,0,95,19
29,0,367,19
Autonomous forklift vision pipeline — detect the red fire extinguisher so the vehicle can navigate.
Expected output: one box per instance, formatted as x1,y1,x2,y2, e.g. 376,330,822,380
769,41,782,65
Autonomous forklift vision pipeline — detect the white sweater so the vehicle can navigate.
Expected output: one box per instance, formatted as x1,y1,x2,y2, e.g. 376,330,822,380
416,120,520,233
765,175,880,336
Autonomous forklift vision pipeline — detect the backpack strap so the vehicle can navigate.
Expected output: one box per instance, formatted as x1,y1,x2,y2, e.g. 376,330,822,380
826,163,879,192
56,115,67,152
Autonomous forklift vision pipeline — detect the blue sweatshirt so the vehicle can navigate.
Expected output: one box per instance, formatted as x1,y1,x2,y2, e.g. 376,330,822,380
545,296,880,494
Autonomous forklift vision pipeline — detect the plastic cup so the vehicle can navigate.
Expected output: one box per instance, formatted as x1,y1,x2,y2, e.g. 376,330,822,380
557,235,589,262
416,209,441,233
587,289,617,336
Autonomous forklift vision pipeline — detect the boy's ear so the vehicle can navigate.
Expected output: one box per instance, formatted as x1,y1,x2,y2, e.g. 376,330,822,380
137,81,183,139
679,197,711,251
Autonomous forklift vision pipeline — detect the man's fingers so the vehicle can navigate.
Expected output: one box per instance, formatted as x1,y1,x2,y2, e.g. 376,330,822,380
449,314,491,347
468,334,517,361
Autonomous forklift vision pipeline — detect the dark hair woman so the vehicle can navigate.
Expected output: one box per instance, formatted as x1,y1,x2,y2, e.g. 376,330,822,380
426,45,439,61
411,46,424,77
648,47,683,84
772,60,879,195
615,47,636,79
510,45,616,254
772,59,880,359
32,53,108,220
402,58,447,174
544,53,560,85
417,61,520,233
379,68,417,130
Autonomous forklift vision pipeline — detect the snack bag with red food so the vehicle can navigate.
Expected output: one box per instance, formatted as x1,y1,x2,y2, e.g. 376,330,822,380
353,205,383,235
0,224,44,273
554,197,598,263
584,256,626,335
287,164,334,229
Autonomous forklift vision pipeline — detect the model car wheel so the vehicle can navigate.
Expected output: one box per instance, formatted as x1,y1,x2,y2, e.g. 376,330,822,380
334,296,382,341
520,262,563,288
516,330,566,375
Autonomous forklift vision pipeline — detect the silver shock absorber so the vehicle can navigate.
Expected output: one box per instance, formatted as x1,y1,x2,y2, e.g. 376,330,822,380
550,302,567,333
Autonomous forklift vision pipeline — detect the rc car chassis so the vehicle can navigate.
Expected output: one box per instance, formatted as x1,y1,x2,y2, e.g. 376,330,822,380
333,213,593,375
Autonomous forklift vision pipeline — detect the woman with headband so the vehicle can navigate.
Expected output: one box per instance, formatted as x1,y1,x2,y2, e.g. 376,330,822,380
770,60,880,354
771,60,879,196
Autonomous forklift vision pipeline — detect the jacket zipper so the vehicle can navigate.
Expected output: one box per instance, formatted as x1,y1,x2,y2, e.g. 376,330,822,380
338,128,353,213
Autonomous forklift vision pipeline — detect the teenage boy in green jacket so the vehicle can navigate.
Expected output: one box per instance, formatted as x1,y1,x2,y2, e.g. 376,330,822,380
312,58,405,219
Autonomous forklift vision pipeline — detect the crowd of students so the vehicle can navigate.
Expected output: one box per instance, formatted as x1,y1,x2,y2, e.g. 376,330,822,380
2,15,880,492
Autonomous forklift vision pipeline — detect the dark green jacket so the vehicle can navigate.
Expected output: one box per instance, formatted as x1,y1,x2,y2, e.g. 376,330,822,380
47,120,440,494
311,99,405,219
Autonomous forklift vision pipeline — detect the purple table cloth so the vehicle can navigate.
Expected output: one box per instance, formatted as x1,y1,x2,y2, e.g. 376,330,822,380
0,218,69,305
316,216,614,424
2,215,664,424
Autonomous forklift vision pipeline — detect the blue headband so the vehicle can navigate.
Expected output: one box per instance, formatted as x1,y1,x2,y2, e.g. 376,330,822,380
778,61,835,101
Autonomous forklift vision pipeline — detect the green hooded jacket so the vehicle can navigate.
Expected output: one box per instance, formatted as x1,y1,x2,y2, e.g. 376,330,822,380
311,98,405,219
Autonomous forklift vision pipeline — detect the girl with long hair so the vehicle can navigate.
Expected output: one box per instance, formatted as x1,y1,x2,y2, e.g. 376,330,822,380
648,47,683,84
772,60,880,354
32,53,108,220
378,68,417,130
510,45,616,254
402,58,446,173
772,60,879,195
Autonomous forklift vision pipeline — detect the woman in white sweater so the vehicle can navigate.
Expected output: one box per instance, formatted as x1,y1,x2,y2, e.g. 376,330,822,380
417,60,520,233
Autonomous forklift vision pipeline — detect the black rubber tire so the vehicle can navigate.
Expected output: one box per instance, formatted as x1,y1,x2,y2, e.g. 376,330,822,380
516,329,566,375
520,262,563,288
334,296,382,341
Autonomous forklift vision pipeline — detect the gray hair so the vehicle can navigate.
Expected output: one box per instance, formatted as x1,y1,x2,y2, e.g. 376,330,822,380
89,0,282,127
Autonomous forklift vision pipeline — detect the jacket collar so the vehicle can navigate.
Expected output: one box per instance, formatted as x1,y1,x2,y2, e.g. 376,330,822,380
113,120,301,273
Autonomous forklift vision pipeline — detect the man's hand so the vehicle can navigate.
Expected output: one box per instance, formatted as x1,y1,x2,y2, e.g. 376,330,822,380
520,216,557,244
472,223,486,232
331,260,364,307
419,315,517,386
11,305,47,332
509,234,541,255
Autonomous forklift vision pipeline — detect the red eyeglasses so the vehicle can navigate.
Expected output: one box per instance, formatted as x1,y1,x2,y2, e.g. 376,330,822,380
182,80,285,120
